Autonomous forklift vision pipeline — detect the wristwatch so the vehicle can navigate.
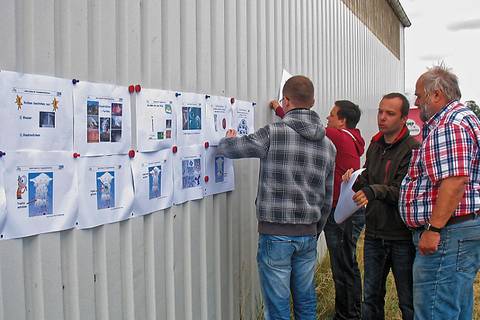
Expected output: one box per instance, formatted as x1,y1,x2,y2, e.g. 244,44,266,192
424,222,442,233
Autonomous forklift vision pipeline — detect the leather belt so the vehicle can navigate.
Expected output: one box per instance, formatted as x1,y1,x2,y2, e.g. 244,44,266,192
445,212,478,226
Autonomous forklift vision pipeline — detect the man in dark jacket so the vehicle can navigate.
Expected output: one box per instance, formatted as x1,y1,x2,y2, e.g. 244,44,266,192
344,93,420,320
271,100,366,319
217,75,336,320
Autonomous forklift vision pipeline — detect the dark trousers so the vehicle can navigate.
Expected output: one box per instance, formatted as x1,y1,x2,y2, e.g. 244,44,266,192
362,236,415,320
324,208,365,320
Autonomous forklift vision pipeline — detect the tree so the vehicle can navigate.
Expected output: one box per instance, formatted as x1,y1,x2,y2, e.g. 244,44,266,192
466,100,480,119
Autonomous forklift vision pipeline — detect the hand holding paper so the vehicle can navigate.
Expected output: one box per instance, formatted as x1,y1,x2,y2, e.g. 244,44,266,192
334,168,365,224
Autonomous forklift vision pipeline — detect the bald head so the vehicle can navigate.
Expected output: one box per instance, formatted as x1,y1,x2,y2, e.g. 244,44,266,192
282,75,315,108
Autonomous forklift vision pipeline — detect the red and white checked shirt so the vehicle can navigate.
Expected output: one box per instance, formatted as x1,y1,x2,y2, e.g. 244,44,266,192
399,100,480,228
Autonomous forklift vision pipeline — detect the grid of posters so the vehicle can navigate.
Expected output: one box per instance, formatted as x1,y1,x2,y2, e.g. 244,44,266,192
136,88,176,152
204,147,235,196
1,152,78,239
0,71,74,152
73,81,131,156
233,100,255,137
176,92,206,146
205,96,233,145
131,150,174,215
76,155,134,229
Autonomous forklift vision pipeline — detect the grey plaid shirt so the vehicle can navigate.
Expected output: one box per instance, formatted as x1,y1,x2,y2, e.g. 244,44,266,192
217,108,336,225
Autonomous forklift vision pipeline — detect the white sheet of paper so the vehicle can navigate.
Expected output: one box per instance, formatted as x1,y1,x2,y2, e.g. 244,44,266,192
136,88,176,152
278,69,293,101
204,146,235,196
131,150,174,216
173,145,205,205
232,100,255,137
205,96,233,145
0,70,74,152
73,81,131,156
76,155,134,229
1,151,78,239
334,169,366,224
175,92,206,146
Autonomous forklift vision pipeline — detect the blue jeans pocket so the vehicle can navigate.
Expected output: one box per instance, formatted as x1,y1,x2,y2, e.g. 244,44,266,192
267,239,294,267
456,236,480,272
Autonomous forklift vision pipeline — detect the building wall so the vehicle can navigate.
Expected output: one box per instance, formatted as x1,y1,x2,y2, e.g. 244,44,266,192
0,0,405,319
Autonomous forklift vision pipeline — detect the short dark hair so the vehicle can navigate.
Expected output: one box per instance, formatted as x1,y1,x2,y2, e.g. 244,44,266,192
382,92,410,117
283,75,314,107
334,100,361,128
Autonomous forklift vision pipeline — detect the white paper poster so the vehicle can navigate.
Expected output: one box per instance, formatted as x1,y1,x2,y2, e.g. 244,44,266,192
1,152,78,239
173,145,205,205
0,70,74,152
334,169,366,224
278,69,293,101
76,155,134,229
205,96,233,145
136,88,176,152
204,147,235,196
131,150,174,216
233,100,255,137
175,92,206,146
73,81,131,156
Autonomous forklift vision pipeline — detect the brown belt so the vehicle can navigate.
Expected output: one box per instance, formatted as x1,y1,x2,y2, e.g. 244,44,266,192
445,212,478,226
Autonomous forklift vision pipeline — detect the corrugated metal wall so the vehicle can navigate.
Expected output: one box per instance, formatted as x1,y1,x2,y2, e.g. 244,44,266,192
0,0,405,319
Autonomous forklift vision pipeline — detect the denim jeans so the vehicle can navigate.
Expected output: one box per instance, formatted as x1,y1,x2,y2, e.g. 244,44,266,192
324,208,365,320
412,216,480,320
257,234,318,320
362,236,415,320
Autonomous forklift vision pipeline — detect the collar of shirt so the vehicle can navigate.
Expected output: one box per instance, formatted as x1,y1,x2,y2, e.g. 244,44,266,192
422,100,458,139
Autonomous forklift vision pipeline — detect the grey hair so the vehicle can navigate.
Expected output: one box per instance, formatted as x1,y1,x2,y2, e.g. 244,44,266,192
422,63,461,101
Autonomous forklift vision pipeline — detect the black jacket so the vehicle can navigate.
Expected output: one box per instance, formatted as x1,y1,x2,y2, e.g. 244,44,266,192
353,126,420,240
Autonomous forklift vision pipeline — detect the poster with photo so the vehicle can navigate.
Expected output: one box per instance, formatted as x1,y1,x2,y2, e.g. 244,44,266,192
232,100,255,137
76,155,134,229
204,147,235,196
131,150,173,215
175,92,206,146
173,145,204,204
136,88,176,152
0,70,74,152
73,81,131,156
205,95,233,145
1,152,78,239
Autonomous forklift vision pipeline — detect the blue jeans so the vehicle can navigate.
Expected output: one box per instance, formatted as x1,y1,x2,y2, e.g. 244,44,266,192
257,234,317,320
324,208,365,320
412,216,480,320
362,236,415,320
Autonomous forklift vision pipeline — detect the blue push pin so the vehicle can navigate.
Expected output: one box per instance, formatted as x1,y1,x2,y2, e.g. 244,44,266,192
205,95,210,99
72,79,79,85
175,92,181,97
252,102,257,106
0,151,6,158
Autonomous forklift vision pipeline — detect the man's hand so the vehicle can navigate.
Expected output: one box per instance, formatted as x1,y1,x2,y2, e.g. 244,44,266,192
342,168,354,182
418,231,441,255
270,100,281,111
352,190,368,207
225,129,237,138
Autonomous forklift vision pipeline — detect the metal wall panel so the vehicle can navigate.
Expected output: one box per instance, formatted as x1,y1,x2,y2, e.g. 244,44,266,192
0,0,405,319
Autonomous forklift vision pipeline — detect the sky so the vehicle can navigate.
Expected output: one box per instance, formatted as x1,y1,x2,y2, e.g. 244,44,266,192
402,0,480,104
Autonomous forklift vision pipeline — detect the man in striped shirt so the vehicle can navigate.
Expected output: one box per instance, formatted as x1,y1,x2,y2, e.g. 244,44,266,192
399,64,480,319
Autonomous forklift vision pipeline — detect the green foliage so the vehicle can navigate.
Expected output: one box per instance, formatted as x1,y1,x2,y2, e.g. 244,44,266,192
466,100,480,119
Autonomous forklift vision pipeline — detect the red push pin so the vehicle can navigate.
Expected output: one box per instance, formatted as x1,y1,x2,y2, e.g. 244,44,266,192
128,149,135,158
204,141,209,149
73,152,81,158
128,85,135,93
204,176,209,183
230,97,235,104
172,145,178,153
135,84,141,93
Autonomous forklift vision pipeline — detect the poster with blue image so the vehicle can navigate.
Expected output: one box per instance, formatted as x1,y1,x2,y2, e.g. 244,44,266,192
148,165,162,199
96,171,115,209
28,172,54,217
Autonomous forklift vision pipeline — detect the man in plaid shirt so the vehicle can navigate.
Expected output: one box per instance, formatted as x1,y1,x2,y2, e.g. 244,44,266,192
217,75,336,320
399,65,480,319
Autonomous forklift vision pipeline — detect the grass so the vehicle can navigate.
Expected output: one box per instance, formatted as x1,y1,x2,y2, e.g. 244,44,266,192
315,232,480,319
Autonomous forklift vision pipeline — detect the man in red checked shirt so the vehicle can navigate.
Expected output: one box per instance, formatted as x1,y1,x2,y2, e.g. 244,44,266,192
399,65,480,319
271,99,366,320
